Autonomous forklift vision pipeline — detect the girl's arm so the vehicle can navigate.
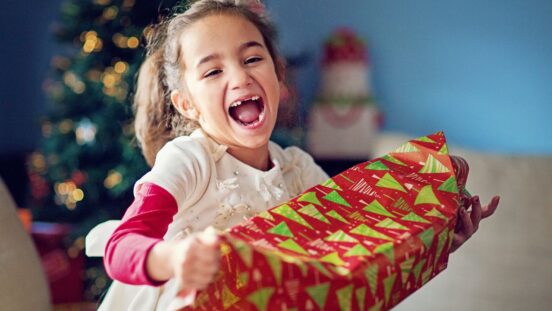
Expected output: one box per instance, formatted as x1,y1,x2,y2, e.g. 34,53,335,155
104,182,177,285
104,182,220,289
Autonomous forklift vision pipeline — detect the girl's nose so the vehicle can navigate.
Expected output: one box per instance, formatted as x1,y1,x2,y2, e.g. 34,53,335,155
229,67,252,90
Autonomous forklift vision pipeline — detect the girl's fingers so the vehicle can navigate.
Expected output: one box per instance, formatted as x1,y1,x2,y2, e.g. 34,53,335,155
182,274,212,290
481,196,500,218
186,236,220,259
180,263,219,287
459,207,474,238
470,196,482,232
462,195,472,210
451,234,466,253
193,258,220,275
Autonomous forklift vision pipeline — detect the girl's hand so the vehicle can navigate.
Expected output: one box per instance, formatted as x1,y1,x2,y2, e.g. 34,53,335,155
450,195,500,252
171,229,220,291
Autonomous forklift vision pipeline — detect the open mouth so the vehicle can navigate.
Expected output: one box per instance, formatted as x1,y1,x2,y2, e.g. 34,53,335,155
228,95,266,127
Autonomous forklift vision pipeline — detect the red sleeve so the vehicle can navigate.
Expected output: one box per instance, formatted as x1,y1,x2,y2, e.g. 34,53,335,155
104,182,178,286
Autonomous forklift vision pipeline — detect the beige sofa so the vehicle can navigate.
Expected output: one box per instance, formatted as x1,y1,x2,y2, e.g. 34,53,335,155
372,133,552,310
0,178,51,310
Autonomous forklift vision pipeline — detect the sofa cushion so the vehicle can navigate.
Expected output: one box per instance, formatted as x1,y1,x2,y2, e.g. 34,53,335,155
0,178,51,310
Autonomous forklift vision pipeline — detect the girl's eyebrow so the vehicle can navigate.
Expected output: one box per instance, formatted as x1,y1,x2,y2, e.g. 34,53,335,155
195,41,264,68
240,40,264,51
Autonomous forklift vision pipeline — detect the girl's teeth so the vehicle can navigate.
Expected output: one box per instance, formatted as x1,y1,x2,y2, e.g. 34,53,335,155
230,96,260,108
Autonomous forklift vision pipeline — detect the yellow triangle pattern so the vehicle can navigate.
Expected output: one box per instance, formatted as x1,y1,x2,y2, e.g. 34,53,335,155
222,285,240,309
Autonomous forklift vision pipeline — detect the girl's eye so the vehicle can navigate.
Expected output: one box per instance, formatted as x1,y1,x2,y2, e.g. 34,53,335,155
245,56,262,64
204,69,222,78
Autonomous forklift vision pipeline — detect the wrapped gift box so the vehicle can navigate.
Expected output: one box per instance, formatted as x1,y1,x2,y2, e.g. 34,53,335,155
183,132,463,310
32,222,85,304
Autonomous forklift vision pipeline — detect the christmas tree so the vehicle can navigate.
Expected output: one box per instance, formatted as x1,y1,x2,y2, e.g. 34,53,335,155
27,0,179,301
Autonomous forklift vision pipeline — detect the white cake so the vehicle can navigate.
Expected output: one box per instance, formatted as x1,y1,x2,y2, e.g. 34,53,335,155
307,28,381,159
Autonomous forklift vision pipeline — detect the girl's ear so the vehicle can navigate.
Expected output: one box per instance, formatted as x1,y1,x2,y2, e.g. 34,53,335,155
171,89,199,120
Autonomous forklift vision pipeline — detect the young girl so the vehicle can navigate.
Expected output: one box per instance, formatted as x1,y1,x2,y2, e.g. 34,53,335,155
87,0,499,310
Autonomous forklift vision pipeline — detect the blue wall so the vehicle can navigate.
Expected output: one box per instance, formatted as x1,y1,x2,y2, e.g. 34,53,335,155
2,0,551,155
269,0,552,154
0,0,62,155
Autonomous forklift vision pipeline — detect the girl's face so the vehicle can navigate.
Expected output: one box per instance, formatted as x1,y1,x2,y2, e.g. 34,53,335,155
174,13,281,157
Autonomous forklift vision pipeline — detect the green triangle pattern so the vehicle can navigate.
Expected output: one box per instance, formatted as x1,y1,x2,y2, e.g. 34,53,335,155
348,211,368,222
438,176,459,194
298,204,330,224
276,252,301,264
374,242,395,264
402,211,431,223
331,266,351,278
321,178,342,190
363,199,395,217
425,207,448,221
323,190,351,207
306,282,330,310
414,185,441,206
278,239,309,255
246,287,275,311
234,241,253,267
351,224,393,241
415,136,436,143
310,261,332,278
319,252,345,266
297,261,308,277
236,271,249,289
267,222,294,238
394,142,420,153
419,154,450,174
369,301,384,311
418,227,435,250
422,265,433,285
298,191,322,206
365,264,379,296
265,254,282,285
376,173,407,193
271,204,313,229
400,257,416,286
438,144,449,155
412,259,426,283
376,218,408,230
392,197,411,212
435,228,449,264
365,160,390,171
355,287,367,311
257,210,274,221
326,210,350,224
344,244,372,257
325,230,358,243
337,284,354,311
383,273,397,304
448,228,455,250
382,154,407,166
222,285,241,309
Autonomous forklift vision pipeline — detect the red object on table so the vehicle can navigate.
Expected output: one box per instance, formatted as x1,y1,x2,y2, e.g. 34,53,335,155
31,222,84,304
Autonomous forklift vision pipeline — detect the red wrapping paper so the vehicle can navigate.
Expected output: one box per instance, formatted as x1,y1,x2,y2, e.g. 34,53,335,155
182,132,464,310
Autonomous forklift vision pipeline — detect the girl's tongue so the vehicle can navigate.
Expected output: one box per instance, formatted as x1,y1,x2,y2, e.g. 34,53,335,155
230,100,262,124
